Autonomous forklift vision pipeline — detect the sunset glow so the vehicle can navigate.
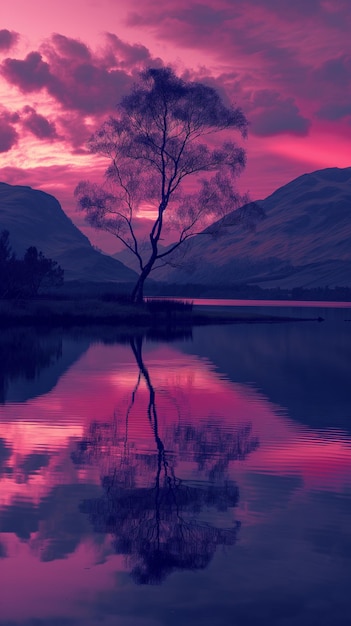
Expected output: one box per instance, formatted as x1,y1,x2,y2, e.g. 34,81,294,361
0,1,350,251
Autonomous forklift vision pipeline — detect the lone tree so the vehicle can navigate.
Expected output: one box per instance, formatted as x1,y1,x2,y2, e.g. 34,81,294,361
75,67,249,303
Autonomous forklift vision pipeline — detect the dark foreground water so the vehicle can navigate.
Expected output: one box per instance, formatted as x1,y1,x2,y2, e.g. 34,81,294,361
0,303,350,626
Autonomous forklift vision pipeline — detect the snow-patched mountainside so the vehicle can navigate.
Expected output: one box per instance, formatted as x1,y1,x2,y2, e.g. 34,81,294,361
0,182,136,283
135,167,351,288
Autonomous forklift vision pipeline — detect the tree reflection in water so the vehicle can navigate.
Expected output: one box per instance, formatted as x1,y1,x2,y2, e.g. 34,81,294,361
74,335,259,584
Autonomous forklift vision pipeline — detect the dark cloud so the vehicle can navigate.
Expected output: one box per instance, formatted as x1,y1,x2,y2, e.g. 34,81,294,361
249,0,322,19
50,33,92,61
21,106,59,140
0,108,19,152
317,103,351,121
1,51,54,92
0,29,19,52
51,63,132,114
126,0,350,32
126,0,313,128
182,76,311,138
0,126,19,153
320,0,351,30
173,3,230,29
56,112,96,151
250,92,310,136
315,55,351,86
126,2,233,49
0,34,158,115
312,55,351,121
104,33,152,67
124,0,350,134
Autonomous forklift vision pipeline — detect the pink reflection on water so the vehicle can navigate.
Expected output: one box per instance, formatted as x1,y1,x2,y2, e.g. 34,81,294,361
0,536,121,621
0,339,350,619
0,342,349,501
242,434,351,491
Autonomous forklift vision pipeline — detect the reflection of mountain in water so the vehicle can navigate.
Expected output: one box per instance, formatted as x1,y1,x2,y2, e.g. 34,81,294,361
74,337,259,584
0,328,90,403
185,316,351,430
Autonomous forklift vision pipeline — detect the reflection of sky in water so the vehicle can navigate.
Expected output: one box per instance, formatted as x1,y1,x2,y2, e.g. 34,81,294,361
0,320,350,625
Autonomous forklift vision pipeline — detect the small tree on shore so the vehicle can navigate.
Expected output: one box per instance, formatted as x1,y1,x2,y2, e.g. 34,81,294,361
75,67,252,303
0,230,64,298
0,231,14,298
21,246,64,297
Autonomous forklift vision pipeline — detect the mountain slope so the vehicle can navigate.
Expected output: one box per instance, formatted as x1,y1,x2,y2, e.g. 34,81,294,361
0,182,137,283
133,167,351,288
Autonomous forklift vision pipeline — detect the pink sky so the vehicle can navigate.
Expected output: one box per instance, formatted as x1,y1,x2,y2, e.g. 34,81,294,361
0,0,350,252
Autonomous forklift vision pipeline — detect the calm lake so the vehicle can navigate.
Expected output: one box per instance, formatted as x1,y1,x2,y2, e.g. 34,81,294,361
0,301,350,626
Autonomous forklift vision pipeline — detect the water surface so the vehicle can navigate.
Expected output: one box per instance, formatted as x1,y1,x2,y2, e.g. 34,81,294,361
0,308,350,625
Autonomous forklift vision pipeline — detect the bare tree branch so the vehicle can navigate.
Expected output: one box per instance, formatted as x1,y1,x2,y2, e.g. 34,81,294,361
75,67,250,302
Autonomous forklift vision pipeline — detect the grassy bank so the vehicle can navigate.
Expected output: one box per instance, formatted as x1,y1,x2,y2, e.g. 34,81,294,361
0,297,324,327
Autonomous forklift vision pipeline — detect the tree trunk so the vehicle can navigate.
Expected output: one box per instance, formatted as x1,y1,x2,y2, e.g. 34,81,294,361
130,262,154,304
131,273,145,304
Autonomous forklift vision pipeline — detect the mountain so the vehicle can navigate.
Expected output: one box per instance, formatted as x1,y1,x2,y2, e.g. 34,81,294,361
116,167,351,289
0,182,137,284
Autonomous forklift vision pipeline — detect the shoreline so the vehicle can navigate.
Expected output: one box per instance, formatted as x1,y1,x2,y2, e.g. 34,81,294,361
0,298,325,328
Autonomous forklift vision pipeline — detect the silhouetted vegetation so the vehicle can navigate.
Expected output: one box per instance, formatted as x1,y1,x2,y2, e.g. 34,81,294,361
145,298,193,313
75,67,256,303
0,230,64,298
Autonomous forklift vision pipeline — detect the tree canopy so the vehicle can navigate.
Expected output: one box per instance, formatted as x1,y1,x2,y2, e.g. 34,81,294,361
75,67,251,302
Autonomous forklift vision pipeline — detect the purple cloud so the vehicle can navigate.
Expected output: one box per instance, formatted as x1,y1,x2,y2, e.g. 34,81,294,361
170,3,230,30
0,34,154,153
56,113,98,152
104,33,152,67
49,33,92,62
317,103,351,122
0,29,19,52
0,34,158,115
249,0,322,19
311,55,351,121
251,103,310,137
124,0,351,137
1,51,54,92
0,109,19,152
249,90,310,136
315,55,351,86
126,2,232,50
21,106,59,140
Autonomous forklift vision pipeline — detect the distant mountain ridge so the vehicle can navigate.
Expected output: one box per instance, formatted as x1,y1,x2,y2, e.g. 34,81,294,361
121,167,351,289
0,182,137,284
2,168,351,290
